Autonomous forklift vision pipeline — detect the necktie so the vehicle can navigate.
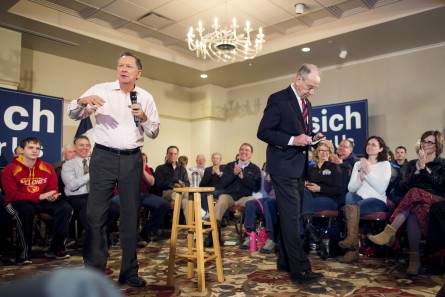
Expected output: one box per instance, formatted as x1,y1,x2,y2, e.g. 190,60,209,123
301,98,309,134
83,159,90,192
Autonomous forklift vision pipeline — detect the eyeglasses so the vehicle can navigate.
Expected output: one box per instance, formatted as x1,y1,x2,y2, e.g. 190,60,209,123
421,140,436,146
366,143,379,148
318,150,330,153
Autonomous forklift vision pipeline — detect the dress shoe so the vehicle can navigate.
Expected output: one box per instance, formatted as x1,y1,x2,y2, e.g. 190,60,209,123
118,275,146,287
291,270,323,284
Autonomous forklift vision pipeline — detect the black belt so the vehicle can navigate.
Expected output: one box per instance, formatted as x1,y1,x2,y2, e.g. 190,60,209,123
95,143,140,155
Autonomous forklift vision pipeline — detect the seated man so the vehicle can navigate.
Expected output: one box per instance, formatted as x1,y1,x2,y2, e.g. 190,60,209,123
199,152,226,216
53,144,76,201
113,152,168,244
2,137,72,264
190,154,206,185
155,146,189,220
61,136,120,246
204,143,261,247
330,139,359,192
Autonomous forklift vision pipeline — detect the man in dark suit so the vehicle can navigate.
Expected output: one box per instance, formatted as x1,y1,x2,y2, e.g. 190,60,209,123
257,64,325,285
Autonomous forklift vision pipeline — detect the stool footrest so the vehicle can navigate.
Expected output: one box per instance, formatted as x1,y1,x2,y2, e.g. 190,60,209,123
176,253,198,259
203,255,218,263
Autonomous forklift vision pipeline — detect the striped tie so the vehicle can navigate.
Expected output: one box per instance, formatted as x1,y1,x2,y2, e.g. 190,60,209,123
301,98,309,134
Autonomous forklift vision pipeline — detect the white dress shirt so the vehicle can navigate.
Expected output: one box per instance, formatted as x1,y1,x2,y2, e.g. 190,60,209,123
67,81,160,149
61,156,90,196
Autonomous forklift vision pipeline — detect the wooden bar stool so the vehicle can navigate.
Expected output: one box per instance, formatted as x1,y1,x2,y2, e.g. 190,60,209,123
167,187,224,292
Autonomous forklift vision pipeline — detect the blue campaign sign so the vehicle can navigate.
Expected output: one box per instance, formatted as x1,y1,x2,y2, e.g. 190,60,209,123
312,99,368,155
0,87,63,167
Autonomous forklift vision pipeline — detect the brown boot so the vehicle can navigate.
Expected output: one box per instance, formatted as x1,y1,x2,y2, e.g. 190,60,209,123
338,250,359,263
368,225,396,246
406,252,420,275
338,205,360,250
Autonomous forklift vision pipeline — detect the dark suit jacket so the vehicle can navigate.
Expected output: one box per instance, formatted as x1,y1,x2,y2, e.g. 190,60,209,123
257,85,313,179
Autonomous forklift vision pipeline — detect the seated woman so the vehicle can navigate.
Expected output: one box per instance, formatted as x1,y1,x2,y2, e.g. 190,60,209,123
302,142,343,245
240,164,277,254
338,136,391,263
369,130,445,275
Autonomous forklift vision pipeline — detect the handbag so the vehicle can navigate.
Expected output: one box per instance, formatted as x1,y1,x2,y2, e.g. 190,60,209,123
255,200,268,249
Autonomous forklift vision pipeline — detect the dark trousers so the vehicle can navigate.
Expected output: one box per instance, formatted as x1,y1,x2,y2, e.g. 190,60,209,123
66,194,120,236
6,199,72,260
428,200,445,252
84,147,142,279
271,174,311,275
140,193,168,236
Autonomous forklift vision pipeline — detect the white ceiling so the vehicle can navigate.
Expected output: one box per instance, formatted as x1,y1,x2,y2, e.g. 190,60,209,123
1,0,445,87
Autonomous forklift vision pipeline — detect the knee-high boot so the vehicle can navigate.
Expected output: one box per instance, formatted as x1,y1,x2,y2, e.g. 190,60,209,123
338,205,360,250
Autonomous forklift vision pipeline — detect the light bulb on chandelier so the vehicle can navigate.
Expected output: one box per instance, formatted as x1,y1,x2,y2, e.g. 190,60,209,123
187,17,265,62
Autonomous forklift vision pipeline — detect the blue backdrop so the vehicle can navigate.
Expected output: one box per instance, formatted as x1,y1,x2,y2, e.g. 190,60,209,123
312,99,368,155
0,87,63,167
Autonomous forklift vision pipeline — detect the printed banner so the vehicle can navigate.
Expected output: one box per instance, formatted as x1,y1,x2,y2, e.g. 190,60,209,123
0,87,63,167
312,99,368,155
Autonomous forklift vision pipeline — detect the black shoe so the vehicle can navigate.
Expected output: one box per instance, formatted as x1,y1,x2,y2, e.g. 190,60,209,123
291,270,324,284
118,275,146,287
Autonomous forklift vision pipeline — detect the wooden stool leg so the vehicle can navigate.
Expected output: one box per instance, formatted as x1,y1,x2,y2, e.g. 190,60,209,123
194,193,206,292
187,194,195,278
207,194,224,282
167,193,182,286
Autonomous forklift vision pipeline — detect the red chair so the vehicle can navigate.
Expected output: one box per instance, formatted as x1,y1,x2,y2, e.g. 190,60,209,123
312,210,339,228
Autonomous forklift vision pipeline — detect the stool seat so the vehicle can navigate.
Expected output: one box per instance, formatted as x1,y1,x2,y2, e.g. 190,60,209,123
167,187,224,292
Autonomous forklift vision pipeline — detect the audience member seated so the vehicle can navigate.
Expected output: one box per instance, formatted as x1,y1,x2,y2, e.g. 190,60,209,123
308,150,315,167
178,155,192,180
199,152,226,216
240,163,277,254
338,136,391,264
386,146,404,205
190,154,206,184
302,142,343,246
155,146,190,220
426,200,445,274
204,143,261,247
1,137,72,265
395,145,409,173
113,152,168,244
62,136,120,246
330,139,360,192
369,130,445,275
53,144,76,201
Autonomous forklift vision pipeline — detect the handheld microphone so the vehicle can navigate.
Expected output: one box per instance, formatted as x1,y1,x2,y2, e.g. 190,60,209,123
130,91,139,127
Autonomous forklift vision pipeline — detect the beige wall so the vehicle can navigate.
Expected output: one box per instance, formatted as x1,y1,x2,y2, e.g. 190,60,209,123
15,42,445,168
229,43,445,164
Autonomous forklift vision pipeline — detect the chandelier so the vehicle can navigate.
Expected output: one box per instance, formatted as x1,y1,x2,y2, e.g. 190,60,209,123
187,17,265,62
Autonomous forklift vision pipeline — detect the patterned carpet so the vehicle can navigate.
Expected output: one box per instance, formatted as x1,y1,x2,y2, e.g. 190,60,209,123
0,225,444,297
